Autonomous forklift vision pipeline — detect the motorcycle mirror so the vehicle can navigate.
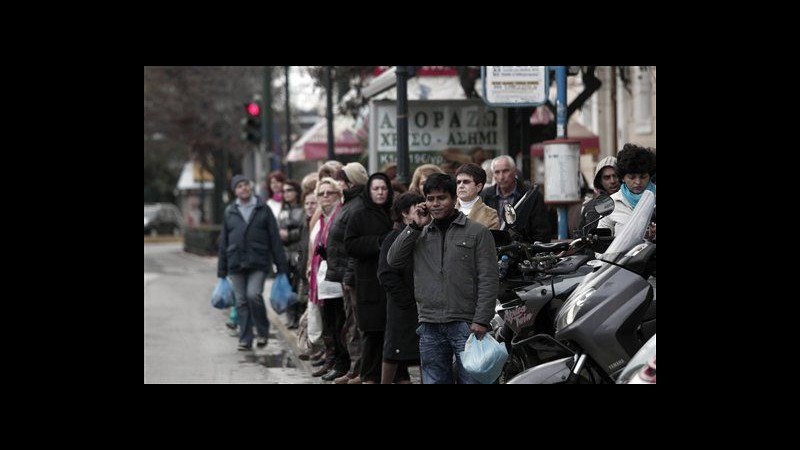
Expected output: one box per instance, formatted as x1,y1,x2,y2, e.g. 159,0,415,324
579,196,616,236
594,196,615,216
504,204,517,227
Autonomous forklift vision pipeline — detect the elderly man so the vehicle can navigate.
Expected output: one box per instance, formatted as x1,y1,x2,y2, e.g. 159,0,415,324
480,155,550,243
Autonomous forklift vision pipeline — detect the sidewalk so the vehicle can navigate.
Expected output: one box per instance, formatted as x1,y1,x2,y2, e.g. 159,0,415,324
263,280,316,376
263,279,422,384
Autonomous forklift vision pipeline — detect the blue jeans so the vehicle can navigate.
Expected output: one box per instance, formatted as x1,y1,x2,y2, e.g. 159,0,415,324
416,322,479,384
229,270,269,346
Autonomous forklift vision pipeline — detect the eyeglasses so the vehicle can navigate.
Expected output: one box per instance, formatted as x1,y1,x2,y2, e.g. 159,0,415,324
318,191,338,197
282,189,296,193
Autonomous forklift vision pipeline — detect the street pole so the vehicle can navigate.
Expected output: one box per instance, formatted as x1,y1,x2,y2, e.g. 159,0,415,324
556,66,569,239
265,67,274,176
395,66,409,184
284,66,291,175
326,66,335,161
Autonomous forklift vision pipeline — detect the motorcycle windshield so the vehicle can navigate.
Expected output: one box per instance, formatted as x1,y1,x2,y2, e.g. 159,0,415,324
599,190,655,263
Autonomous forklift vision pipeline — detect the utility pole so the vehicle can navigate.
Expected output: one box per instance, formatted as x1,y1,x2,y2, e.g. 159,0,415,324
264,67,274,176
326,66,334,161
284,66,291,174
556,66,569,239
395,66,410,184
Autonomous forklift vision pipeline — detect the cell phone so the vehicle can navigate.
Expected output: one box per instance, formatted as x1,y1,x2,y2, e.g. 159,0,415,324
417,204,429,217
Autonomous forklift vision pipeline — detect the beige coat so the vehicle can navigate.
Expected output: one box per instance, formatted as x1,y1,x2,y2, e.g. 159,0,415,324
457,197,500,230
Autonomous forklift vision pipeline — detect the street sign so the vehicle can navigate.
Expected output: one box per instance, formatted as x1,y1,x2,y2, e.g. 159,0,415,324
482,66,548,107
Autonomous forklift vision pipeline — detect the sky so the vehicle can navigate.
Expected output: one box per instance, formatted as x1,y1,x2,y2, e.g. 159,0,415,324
272,66,323,112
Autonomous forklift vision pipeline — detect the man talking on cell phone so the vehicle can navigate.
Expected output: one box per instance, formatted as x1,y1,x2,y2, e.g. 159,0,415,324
386,173,498,384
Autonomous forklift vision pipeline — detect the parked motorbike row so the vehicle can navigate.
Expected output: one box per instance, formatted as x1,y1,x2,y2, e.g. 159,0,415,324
488,189,656,384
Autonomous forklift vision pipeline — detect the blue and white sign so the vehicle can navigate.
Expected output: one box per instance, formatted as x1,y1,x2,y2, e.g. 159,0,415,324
482,66,548,107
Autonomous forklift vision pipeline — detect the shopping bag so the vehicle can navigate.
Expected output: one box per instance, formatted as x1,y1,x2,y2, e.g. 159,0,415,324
269,273,297,314
211,277,235,309
306,301,323,345
460,333,509,384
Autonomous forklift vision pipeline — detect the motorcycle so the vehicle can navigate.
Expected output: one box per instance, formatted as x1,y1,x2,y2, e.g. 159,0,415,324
507,190,656,384
490,192,616,382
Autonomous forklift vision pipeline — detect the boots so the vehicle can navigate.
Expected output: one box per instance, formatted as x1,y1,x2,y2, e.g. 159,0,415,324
286,303,300,329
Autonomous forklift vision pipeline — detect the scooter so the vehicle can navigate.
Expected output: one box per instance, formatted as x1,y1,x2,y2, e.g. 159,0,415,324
507,190,656,384
490,193,616,382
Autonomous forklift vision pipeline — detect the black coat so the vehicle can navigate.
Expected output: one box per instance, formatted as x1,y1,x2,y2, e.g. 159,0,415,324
377,229,420,361
325,186,364,286
481,181,550,243
218,198,288,278
344,174,393,332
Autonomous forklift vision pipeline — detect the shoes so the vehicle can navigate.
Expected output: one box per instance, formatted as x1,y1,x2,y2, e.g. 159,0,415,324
334,372,358,384
256,337,268,348
311,363,334,377
238,342,252,351
311,358,327,367
321,368,347,381
299,349,322,361
346,375,362,384
225,322,237,330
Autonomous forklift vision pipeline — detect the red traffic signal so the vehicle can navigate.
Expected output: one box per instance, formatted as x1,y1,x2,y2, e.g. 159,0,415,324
246,102,261,117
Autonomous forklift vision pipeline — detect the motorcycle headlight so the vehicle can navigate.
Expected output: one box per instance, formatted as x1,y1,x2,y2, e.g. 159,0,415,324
555,287,595,332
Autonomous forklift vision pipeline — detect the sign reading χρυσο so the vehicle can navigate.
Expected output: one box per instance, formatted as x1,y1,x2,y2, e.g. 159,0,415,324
372,100,506,154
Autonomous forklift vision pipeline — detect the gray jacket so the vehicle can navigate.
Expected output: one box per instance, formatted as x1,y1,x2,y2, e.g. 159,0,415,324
386,212,498,326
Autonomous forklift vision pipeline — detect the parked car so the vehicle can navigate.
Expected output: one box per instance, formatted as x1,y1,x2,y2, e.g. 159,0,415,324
144,203,183,236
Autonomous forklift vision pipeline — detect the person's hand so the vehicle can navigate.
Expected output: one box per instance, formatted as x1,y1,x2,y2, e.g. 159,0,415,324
470,322,489,340
413,203,432,227
645,222,656,241
279,229,289,242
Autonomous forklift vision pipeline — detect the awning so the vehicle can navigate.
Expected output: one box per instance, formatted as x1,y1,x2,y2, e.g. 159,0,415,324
287,116,365,162
176,162,214,190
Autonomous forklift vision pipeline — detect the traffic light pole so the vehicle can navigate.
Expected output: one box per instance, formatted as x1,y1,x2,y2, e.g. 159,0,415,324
264,66,274,175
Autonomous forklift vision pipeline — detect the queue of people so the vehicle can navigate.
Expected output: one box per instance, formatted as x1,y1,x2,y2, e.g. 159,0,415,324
216,143,655,383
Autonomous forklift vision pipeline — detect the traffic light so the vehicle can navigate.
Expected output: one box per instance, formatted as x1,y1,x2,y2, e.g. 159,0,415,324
242,101,262,145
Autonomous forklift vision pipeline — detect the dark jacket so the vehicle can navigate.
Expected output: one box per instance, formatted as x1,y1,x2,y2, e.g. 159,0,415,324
378,229,420,361
481,180,550,243
217,198,288,278
387,211,498,327
325,185,365,286
344,174,393,332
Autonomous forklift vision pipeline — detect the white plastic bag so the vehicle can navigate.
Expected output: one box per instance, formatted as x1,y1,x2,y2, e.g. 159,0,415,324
306,301,323,346
460,333,509,384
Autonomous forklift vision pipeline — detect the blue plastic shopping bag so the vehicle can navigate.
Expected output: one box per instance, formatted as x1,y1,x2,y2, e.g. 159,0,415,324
460,333,509,384
211,277,235,309
269,273,297,314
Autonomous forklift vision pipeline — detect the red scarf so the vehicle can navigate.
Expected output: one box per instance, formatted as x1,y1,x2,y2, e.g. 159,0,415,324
308,203,340,305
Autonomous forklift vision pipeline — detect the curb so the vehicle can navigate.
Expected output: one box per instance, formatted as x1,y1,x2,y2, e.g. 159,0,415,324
264,286,315,376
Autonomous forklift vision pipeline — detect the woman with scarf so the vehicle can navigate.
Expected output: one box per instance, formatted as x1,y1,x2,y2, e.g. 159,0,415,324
307,178,350,380
598,144,656,240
